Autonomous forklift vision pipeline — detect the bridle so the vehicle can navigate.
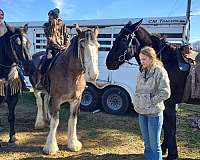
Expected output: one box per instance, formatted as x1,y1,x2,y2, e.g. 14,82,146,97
117,28,168,65
78,37,87,73
118,29,138,66
0,33,25,70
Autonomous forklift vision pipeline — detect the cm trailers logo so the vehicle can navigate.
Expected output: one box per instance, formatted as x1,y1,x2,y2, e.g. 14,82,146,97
147,18,187,24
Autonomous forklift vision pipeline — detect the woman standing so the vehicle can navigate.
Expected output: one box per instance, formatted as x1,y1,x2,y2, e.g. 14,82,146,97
133,46,171,160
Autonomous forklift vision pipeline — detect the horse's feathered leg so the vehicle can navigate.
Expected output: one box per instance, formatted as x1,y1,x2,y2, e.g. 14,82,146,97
43,94,51,122
67,98,82,152
43,97,60,155
34,90,49,129
6,94,18,143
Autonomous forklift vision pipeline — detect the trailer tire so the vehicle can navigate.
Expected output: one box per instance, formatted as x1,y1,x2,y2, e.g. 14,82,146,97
102,87,130,115
80,85,99,111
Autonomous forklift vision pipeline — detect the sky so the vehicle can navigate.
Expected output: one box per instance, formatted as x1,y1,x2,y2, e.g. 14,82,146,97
0,0,200,42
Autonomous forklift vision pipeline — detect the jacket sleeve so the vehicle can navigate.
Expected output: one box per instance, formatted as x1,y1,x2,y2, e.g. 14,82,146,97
43,22,49,38
151,67,171,105
43,22,61,49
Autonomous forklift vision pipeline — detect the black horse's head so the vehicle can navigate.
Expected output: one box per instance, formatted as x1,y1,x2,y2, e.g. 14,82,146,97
106,19,143,70
7,24,32,75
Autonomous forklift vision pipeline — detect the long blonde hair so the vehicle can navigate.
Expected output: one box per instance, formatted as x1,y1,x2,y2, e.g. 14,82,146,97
140,46,163,67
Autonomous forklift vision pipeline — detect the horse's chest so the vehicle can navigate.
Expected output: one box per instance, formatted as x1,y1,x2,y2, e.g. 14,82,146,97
50,74,86,100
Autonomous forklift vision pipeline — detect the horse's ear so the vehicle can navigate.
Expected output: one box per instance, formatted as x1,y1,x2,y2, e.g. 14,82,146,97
125,21,132,28
129,19,143,32
24,24,28,34
94,26,100,37
75,24,82,34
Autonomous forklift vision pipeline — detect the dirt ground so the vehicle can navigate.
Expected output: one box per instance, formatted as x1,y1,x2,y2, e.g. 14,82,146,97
0,93,200,160
0,94,143,160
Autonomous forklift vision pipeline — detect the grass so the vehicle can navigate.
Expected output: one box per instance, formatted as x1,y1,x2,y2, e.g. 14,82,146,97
0,91,200,159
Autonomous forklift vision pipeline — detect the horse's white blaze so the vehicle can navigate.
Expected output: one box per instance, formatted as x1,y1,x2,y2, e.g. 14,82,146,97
43,117,59,154
84,42,99,81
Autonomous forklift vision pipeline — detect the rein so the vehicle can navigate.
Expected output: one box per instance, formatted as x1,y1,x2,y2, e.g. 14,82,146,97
9,33,21,63
0,63,19,68
157,44,166,60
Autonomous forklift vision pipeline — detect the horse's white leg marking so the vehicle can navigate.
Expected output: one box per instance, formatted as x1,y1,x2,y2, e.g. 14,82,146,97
44,94,51,122
34,90,46,129
43,112,59,155
67,100,82,152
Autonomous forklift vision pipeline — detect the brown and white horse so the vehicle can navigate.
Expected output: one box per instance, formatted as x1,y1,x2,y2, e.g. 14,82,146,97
29,24,100,155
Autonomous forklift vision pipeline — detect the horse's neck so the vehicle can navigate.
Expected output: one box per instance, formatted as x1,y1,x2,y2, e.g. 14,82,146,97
60,45,83,75
135,27,152,46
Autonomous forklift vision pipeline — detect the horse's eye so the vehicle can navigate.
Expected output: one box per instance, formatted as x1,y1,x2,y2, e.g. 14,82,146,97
122,38,127,42
15,38,21,45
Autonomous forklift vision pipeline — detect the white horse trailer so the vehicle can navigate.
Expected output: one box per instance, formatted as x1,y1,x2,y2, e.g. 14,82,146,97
9,16,189,114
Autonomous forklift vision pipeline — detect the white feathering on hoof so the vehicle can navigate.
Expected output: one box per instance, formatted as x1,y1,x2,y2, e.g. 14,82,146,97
67,117,82,152
43,116,59,155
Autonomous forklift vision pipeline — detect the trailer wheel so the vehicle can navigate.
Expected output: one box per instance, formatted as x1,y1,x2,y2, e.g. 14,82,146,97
80,85,99,111
102,87,130,115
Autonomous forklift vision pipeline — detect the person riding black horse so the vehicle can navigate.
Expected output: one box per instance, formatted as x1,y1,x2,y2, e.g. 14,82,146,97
0,9,29,91
36,8,69,89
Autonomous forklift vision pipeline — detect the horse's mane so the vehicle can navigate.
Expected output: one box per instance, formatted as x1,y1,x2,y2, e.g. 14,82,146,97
136,26,179,53
66,35,78,58
0,31,11,60
64,29,95,59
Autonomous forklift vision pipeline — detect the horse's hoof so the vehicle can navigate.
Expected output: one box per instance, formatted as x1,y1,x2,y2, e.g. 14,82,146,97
8,141,19,147
34,122,48,129
43,144,59,155
68,140,82,152
8,135,19,147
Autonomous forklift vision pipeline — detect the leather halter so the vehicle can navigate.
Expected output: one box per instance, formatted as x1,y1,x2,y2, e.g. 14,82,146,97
118,32,136,65
78,38,86,73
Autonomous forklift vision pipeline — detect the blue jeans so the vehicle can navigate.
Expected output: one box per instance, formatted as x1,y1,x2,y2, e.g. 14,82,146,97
138,112,163,160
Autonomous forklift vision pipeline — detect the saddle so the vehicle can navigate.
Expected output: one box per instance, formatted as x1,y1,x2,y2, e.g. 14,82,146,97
176,49,190,71
36,52,61,90
182,53,200,101
39,51,61,74
191,54,200,99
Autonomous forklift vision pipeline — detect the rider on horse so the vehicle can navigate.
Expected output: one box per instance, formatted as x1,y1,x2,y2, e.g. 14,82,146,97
36,8,70,89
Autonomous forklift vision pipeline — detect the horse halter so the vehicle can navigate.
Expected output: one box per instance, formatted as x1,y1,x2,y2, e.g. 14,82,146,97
77,30,98,73
0,33,28,77
78,37,87,73
118,31,135,65
0,33,22,69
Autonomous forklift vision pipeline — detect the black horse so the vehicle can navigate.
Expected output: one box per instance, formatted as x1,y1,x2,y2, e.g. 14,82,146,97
106,19,193,159
0,24,31,144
